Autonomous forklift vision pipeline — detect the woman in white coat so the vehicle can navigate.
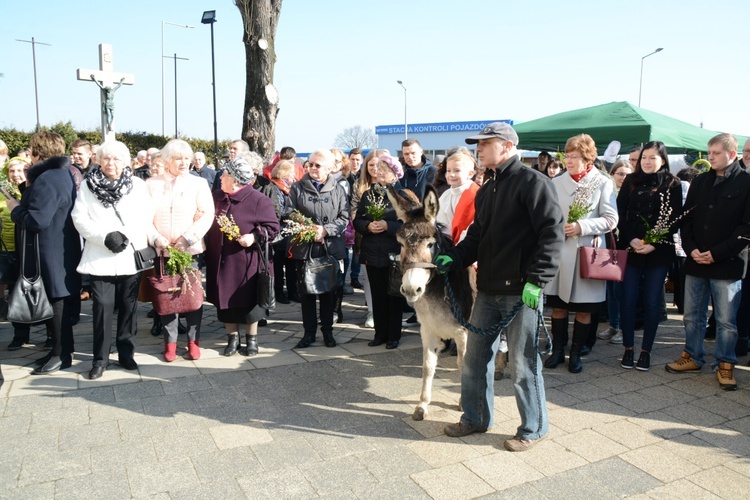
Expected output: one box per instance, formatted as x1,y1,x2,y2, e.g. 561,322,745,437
72,141,155,380
543,134,618,373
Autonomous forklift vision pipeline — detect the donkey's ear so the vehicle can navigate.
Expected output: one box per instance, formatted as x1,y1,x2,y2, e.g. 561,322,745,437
386,184,416,222
423,184,439,223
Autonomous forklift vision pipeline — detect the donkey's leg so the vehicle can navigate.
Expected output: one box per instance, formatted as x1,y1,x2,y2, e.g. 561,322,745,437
414,332,441,421
454,328,468,411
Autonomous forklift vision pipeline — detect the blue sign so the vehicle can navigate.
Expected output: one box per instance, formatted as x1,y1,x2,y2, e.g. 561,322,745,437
375,119,513,136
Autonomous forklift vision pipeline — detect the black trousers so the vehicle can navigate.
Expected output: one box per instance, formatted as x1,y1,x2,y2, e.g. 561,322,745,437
46,296,75,358
366,264,403,343
295,261,334,337
91,274,141,366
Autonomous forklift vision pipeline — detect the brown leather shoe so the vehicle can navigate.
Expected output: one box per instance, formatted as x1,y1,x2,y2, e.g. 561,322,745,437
504,435,545,452
716,362,737,391
444,422,487,438
665,351,701,373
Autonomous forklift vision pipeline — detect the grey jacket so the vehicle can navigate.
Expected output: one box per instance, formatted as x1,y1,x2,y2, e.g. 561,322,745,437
287,173,349,260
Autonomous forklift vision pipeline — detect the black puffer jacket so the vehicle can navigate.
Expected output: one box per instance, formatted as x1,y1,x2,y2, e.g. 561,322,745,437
353,183,403,268
287,173,349,260
681,160,750,279
617,170,683,268
453,155,564,295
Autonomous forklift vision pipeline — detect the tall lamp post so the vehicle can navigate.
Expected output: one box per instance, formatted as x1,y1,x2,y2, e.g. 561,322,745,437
15,37,51,131
397,80,407,140
638,47,663,107
164,53,189,138
162,21,194,136
201,10,219,168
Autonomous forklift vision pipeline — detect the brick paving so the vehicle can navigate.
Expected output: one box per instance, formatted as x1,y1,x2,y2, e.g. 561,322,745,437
1,289,748,498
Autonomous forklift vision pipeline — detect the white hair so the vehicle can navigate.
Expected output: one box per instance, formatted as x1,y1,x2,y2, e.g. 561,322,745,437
98,141,131,165
160,139,193,162
309,148,335,167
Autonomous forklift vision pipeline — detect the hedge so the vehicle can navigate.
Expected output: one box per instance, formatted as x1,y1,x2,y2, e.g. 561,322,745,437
0,121,232,163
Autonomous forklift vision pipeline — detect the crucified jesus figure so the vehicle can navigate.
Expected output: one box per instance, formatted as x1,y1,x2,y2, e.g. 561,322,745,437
91,75,125,131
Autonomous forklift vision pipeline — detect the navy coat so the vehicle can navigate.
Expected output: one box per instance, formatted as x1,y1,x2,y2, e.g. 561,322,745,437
11,156,82,299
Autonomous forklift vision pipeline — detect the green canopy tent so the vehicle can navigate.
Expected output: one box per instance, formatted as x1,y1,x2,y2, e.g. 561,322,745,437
514,101,745,155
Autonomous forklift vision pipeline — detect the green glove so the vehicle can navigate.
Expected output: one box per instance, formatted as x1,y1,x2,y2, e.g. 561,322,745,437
434,254,454,274
522,282,542,309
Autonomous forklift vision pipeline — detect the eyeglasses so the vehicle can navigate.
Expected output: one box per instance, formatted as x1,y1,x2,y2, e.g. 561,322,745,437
613,172,628,177
100,156,123,163
563,154,582,160
308,162,325,169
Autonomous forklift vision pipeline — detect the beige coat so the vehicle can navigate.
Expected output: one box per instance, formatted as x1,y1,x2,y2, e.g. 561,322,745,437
146,172,214,255
544,168,618,304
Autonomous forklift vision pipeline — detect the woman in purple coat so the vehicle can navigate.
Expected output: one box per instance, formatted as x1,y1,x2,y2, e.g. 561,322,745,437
205,154,280,356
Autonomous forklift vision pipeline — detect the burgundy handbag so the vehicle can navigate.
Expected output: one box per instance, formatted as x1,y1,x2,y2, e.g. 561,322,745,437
579,231,628,282
147,255,204,315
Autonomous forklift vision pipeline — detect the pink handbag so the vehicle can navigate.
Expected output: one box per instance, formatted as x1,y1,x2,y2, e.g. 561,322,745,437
579,231,628,282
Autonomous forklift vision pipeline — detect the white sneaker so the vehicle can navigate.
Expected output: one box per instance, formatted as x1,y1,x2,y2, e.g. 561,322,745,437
610,331,623,344
597,326,617,340
364,313,374,328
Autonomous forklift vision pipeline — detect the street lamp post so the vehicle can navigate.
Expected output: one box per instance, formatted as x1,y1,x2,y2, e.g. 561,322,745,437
201,10,219,169
164,53,189,138
397,80,407,140
15,37,51,131
638,47,663,107
162,21,194,136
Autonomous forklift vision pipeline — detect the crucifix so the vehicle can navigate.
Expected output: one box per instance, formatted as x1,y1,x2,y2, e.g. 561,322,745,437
77,43,135,142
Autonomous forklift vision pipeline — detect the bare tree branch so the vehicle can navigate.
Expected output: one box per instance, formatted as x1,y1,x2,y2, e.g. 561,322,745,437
334,125,377,149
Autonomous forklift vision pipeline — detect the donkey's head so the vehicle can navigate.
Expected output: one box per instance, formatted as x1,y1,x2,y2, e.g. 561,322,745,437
386,184,445,303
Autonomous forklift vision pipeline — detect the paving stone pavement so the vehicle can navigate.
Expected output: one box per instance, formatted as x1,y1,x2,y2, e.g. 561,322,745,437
1,289,749,498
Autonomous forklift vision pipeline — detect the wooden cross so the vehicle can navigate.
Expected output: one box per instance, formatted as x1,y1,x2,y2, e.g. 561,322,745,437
77,43,135,141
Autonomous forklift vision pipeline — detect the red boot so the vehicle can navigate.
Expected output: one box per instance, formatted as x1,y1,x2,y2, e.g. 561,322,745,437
164,342,177,362
187,341,200,360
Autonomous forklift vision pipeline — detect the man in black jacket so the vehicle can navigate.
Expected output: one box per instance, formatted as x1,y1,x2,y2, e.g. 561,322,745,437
399,139,436,202
436,122,564,452
666,134,750,389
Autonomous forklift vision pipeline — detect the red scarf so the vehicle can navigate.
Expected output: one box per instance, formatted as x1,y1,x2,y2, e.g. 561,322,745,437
570,165,593,183
271,178,290,195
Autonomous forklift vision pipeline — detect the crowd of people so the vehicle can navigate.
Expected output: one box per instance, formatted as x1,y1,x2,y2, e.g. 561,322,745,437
0,126,748,455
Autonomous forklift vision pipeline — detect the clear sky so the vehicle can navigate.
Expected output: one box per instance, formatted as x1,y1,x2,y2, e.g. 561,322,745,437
2,0,749,153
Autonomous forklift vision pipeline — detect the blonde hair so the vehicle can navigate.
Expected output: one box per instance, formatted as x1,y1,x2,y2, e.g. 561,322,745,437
358,148,389,196
271,159,295,180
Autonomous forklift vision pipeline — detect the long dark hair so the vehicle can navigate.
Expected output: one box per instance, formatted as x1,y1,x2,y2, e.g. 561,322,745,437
629,140,676,192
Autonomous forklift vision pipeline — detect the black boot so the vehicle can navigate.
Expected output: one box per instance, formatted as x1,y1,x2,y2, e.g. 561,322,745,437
581,311,599,356
323,331,337,348
224,334,239,356
243,335,258,356
335,288,344,323
150,315,163,337
544,318,568,369
295,334,315,349
568,321,589,374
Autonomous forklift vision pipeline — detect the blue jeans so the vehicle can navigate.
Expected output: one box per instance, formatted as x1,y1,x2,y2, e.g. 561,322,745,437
460,291,548,440
621,263,670,351
606,280,623,329
350,251,360,281
683,274,741,368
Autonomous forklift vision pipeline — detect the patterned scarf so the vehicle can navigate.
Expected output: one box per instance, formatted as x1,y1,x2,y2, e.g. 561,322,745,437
85,165,134,208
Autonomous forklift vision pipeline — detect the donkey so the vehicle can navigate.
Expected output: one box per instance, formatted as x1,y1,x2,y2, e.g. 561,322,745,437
386,184,474,421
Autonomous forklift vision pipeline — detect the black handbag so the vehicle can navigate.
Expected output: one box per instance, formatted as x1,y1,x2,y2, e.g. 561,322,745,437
387,253,403,297
255,230,275,310
0,235,19,285
133,245,157,271
6,228,54,323
301,243,342,295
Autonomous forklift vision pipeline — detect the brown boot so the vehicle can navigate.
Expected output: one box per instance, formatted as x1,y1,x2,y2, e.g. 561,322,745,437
716,362,737,391
665,351,701,373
